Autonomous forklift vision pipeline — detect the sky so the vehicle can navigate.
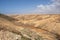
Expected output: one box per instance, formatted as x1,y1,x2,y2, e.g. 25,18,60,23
0,0,60,14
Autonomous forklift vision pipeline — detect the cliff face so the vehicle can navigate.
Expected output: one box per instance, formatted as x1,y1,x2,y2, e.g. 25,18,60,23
0,14,60,40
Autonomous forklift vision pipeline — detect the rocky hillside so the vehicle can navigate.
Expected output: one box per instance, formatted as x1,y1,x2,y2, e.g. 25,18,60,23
0,14,60,40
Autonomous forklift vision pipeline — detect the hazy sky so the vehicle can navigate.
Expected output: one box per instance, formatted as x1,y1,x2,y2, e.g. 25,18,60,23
0,0,60,14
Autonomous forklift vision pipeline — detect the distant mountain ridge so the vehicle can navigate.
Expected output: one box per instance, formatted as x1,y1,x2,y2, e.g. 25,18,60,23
0,14,17,21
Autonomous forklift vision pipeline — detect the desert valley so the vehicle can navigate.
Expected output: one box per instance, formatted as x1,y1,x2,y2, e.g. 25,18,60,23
0,14,60,40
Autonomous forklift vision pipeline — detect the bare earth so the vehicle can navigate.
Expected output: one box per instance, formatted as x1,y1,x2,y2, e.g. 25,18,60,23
0,14,60,40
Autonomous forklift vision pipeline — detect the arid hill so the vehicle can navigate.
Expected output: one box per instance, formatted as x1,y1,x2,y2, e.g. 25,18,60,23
0,14,60,40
